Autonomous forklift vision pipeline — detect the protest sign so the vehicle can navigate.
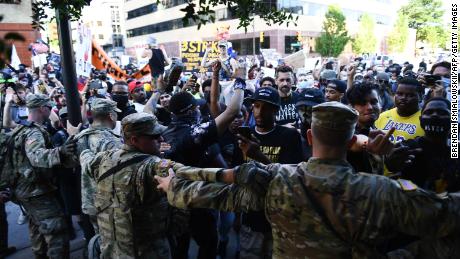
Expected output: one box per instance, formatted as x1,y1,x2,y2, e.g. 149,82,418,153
75,23,92,77
180,41,220,72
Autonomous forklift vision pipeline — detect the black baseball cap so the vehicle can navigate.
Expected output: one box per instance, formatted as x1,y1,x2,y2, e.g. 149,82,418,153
296,88,325,107
245,87,280,107
169,92,199,114
326,79,347,93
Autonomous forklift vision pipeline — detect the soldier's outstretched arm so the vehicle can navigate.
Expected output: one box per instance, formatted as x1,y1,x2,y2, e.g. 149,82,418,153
374,178,460,238
166,177,266,212
24,129,61,168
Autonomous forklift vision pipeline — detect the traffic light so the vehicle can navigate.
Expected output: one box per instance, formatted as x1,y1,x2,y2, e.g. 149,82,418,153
260,31,264,43
296,31,302,42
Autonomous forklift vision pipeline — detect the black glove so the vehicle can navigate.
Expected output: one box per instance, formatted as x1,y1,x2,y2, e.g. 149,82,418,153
234,162,271,194
59,136,77,157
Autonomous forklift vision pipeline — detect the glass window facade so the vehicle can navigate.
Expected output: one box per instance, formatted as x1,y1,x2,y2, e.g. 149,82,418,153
127,4,158,19
230,37,270,55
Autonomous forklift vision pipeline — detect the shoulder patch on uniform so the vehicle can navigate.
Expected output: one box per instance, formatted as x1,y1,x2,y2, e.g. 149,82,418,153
397,179,418,191
159,159,172,168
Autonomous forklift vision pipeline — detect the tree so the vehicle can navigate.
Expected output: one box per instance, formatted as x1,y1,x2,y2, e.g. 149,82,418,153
352,13,377,54
387,12,409,53
315,5,350,58
400,0,444,42
31,0,298,31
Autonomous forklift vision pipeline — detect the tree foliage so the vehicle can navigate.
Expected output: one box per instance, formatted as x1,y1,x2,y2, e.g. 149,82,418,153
400,0,444,42
351,13,377,54
315,5,350,57
387,12,409,53
31,0,298,32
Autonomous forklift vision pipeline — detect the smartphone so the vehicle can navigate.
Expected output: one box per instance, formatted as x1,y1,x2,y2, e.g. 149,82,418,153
237,126,251,139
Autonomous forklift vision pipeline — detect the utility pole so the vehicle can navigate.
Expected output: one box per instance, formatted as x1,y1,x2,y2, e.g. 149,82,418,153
56,9,82,126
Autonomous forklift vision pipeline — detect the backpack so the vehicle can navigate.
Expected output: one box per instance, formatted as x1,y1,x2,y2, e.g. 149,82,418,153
0,124,38,190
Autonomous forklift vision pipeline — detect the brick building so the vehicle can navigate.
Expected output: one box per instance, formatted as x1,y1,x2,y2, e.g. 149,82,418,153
0,0,40,67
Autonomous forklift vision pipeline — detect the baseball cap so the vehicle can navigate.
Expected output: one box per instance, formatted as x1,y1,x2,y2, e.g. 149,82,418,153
326,79,347,93
89,80,103,89
169,92,198,115
296,88,325,107
91,98,121,114
26,94,55,108
312,101,358,131
122,112,166,136
128,80,143,93
245,87,280,107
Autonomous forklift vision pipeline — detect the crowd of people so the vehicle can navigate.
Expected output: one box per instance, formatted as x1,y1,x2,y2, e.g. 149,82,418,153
0,38,457,259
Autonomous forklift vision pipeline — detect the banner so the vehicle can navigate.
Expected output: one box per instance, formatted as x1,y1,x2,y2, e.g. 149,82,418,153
180,41,220,73
91,40,150,80
75,23,92,77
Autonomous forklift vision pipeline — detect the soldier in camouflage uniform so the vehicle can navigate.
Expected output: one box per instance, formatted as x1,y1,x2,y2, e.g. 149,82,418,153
80,112,181,259
2,94,77,259
70,98,123,233
156,102,460,258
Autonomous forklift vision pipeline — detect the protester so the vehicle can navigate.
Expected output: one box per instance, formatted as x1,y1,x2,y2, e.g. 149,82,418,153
386,97,459,192
295,88,325,160
128,80,147,112
375,77,425,143
274,65,299,126
111,81,137,120
375,72,394,111
324,79,346,102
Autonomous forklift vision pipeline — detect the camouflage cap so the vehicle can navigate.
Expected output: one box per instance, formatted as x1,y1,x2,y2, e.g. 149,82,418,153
26,94,54,108
312,101,358,131
91,98,121,114
121,112,166,137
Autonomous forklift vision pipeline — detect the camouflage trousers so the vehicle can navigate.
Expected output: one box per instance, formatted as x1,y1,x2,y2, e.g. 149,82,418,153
20,193,69,259
100,237,171,259
240,225,273,259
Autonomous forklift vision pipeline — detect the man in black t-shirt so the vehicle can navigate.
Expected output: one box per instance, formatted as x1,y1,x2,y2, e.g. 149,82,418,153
162,81,244,259
274,65,299,126
238,86,303,258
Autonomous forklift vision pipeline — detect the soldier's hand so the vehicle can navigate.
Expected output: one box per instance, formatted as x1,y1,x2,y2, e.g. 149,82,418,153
367,128,395,155
155,168,175,192
59,136,78,157
66,121,82,136
234,163,271,193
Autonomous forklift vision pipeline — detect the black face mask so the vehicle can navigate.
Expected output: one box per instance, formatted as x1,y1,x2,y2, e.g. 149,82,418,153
420,117,450,136
112,94,129,107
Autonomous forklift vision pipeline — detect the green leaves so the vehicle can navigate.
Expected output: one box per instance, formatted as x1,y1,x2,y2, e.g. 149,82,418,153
400,0,444,42
352,13,377,54
387,12,409,53
315,5,350,58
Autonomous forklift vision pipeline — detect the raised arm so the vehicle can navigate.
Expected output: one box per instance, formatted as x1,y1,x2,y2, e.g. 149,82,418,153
201,42,214,68
214,78,244,136
210,61,222,118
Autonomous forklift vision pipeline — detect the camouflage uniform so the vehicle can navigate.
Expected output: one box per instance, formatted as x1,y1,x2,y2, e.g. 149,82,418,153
80,113,176,259
5,94,69,258
165,102,460,259
71,98,123,230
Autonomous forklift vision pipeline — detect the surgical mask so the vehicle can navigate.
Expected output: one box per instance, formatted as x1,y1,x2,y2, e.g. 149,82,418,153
297,80,313,89
420,117,450,136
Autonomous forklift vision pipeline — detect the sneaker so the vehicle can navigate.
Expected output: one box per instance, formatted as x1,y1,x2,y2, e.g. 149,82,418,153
17,211,27,225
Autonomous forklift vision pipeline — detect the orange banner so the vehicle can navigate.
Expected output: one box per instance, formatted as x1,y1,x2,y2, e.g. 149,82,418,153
91,40,151,80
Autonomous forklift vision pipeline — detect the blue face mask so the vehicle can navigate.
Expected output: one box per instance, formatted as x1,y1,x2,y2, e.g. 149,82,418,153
441,77,450,88
297,81,313,89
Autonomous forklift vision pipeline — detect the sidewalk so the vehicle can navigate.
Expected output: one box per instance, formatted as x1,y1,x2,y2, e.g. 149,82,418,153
5,202,86,259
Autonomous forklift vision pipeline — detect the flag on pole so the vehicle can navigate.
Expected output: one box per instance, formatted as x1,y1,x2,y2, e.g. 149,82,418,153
10,44,21,69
